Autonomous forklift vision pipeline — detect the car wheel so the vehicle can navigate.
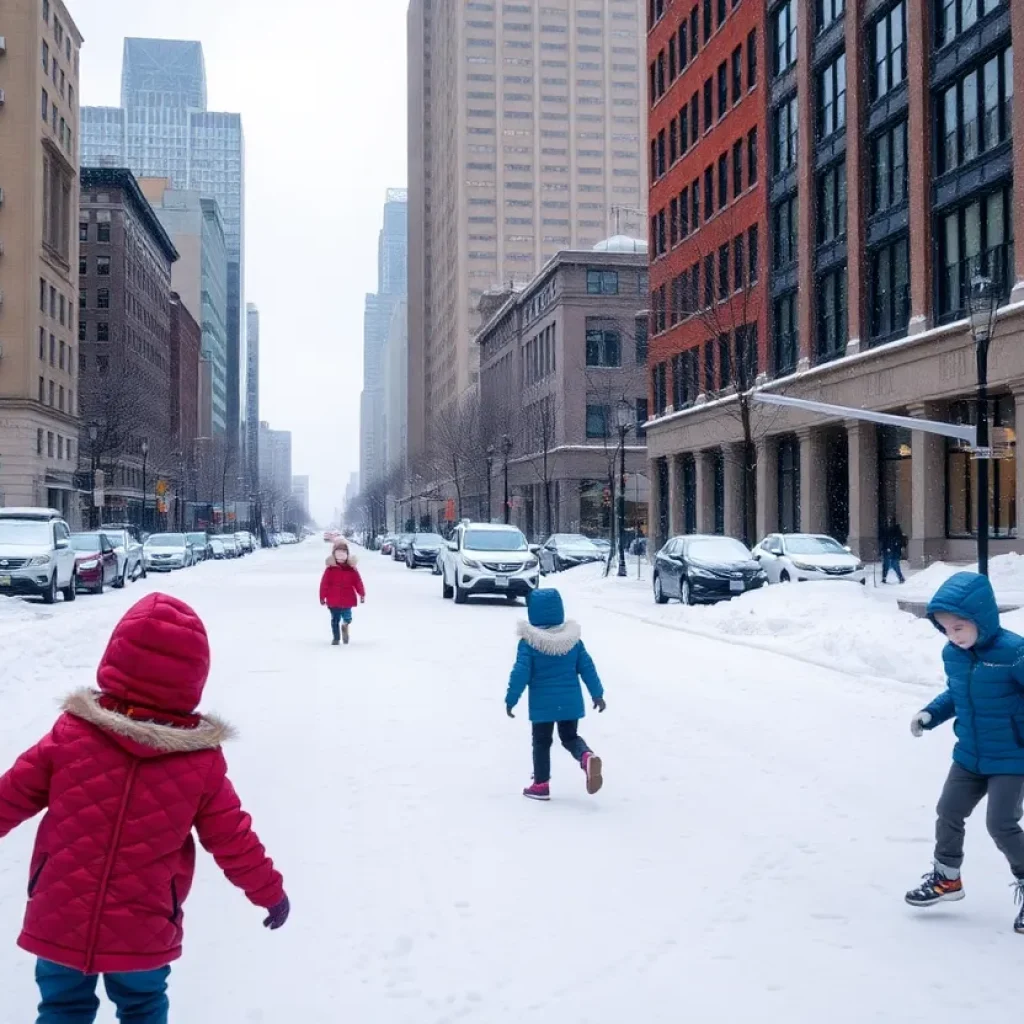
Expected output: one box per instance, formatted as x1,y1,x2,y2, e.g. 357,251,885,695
61,574,76,603
680,578,694,606
454,581,468,605
93,577,105,595
42,574,57,605
779,570,791,583
442,573,454,600
505,594,519,604
654,574,669,605
114,567,127,589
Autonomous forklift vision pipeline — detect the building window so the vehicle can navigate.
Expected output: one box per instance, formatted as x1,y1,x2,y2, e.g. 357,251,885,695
78,320,85,342
704,340,717,391
749,223,760,281
653,361,668,414
49,334,55,366
703,0,712,42
703,78,713,128
672,350,699,409
870,119,908,213
732,46,743,105
42,156,72,260
718,243,730,299
635,317,649,364
717,61,728,119
58,340,64,369
48,381,55,407
586,325,622,367
718,332,732,387
938,47,1014,174
747,29,758,88
704,165,714,220
772,0,798,77
692,178,700,227
635,399,649,439
732,140,743,196
704,253,715,306
870,236,911,343
718,154,729,210
778,436,801,533
938,186,1014,320
817,0,845,32
733,232,746,290
690,93,700,146
717,0,727,29
748,127,759,184
870,2,906,102
816,265,848,362
97,322,109,342
97,221,111,243
773,95,798,174
680,186,690,237
817,53,847,139
936,0,1005,50
735,324,759,387
773,195,798,267
773,292,798,376
47,432,54,458
587,269,619,294
817,160,847,244
41,87,49,121
97,287,110,309
586,404,610,439
42,0,49,23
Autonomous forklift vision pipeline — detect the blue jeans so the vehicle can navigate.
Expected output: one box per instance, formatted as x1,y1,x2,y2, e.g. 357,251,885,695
36,959,170,1023
882,552,905,583
329,606,353,642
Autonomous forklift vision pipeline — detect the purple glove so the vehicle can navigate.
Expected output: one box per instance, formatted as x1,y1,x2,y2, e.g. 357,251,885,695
263,895,290,930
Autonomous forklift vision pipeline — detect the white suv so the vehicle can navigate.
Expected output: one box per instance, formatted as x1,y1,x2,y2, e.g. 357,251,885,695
440,522,540,605
0,507,78,604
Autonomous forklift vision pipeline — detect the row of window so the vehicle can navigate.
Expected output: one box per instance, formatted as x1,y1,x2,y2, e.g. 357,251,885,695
524,323,556,384
38,329,74,375
79,220,112,243
37,429,75,464
39,277,74,331
37,376,75,417
585,268,649,296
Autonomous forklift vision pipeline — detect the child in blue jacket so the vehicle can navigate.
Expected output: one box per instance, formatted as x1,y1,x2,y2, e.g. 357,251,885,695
505,589,606,801
906,571,1024,934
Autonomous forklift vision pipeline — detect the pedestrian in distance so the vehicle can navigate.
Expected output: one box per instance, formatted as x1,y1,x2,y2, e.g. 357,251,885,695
505,588,606,801
906,571,1024,934
879,515,907,584
320,538,366,646
0,592,289,1024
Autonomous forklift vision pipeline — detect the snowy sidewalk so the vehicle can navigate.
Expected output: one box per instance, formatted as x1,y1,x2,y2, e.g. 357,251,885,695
1,544,1022,1022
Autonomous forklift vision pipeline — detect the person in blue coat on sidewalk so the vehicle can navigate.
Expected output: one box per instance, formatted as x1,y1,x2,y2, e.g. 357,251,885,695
905,571,1024,934
505,588,606,801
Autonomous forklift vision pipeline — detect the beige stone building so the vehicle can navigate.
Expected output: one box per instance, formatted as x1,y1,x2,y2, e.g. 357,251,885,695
407,0,649,466
0,0,82,516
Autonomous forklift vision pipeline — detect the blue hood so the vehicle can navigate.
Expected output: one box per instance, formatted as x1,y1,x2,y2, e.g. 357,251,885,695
528,588,565,628
927,571,1001,647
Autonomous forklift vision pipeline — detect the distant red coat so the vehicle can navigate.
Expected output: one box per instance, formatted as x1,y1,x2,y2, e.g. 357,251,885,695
319,562,366,609
0,593,285,974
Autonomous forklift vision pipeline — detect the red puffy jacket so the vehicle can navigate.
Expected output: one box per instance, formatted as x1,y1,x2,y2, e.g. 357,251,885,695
0,593,285,974
319,553,365,609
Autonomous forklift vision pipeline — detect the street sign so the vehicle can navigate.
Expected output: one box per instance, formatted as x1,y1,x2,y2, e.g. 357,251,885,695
155,479,169,497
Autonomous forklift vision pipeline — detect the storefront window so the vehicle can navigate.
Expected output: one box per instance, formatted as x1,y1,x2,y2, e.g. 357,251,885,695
713,454,725,534
878,425,913,536
778,436,801,532
946,397,1017,538
682,455,697,533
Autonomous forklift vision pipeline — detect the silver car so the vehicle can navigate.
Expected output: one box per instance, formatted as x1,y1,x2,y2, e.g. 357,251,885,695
101,528,147,585
144,533,192,571
0,508,78,604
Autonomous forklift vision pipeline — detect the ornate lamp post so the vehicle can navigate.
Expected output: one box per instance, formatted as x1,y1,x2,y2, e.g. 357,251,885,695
88,424,99,528
501,434,513,525
615,399,633,578
968,275,999,576
140,438,150,533
485,445,495,522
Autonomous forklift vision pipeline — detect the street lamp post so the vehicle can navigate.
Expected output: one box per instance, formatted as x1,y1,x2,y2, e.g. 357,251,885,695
969,276,999,576
501,434,513,525
140,438,150,533
615,399,633,578
485,445,495,523
88,425,99,529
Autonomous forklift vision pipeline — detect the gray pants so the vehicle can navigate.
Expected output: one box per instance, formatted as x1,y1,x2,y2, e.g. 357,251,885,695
935,762,1024,878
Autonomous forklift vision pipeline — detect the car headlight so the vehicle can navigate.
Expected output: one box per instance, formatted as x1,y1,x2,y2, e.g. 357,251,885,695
791,561,817,572
462,557,482,570
79,559,99,570
524,557,539,570
25,555,52,567
757,569,768,579
855,562,865,571
688,566,718,579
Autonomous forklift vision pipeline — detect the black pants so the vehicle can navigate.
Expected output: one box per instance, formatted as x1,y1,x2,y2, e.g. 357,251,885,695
532,721,590,784
934,762,1024,878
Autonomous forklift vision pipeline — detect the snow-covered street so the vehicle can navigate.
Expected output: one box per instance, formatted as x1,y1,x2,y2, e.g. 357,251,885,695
2,541,1024,1022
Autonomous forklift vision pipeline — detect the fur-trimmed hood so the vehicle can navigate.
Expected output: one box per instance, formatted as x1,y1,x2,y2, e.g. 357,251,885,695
326,547,359,568
516,619,582,655
64,688,235,756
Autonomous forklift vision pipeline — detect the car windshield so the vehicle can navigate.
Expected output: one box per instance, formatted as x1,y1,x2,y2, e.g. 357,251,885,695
464,529,528,552
414,534,444,545
687,538,751,562
188,533,206,544
105,532,128,547
70,534,105,552
147,534,185,547
553,534,595,547
0,521,51,545
210,539,225,548
784,536,846,555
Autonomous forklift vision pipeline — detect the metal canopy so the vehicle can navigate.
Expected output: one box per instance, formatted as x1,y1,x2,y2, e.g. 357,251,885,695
752,392,978,446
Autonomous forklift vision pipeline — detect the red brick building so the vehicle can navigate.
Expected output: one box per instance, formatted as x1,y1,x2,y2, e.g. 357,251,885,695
170,293,200,460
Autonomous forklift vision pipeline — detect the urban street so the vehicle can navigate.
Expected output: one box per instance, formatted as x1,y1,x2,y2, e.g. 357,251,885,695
1,544,1022,1022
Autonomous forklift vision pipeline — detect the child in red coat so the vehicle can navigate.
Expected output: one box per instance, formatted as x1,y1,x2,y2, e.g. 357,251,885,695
320,539,366,645
0,593,288,1024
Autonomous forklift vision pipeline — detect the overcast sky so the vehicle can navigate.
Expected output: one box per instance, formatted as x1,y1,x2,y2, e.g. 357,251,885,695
73,0,409,522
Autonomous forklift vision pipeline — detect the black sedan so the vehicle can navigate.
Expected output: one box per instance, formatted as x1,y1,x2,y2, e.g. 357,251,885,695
653,534,767,606
392,533,415,562
406,533,445,570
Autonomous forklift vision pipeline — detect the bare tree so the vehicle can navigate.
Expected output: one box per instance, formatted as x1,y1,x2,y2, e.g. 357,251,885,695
427,393,482,523
79,362,150,487
515,392,563,538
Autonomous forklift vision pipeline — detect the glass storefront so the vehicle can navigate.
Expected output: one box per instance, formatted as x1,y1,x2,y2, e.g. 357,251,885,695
878,425,913,537
777,436,800,532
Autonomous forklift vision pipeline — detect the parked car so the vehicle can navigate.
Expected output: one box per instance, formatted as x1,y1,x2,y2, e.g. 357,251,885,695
143,533,193,572
221,534,242,558
0,507,78,604
101,528,147,585
188,532,213,562
653,534,767,606
752,533,867,585
208,537,227,560
70,532,121,594
406,532,445,570
235,531,255,554
538,534,604,574
439,522,540,605
392,533,415,562
592,538,612,557
380,534,397,556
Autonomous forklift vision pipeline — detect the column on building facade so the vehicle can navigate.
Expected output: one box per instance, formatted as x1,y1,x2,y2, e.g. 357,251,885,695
844,0,867,353
694,452,715,533
721,444,745,540
755,437,779,539
795,0,816,369
908,403,946,566
797,428,827,534
649,458,666,551
846,419,880,562
906,0,935,332
667,454,684,536
1012,0,1024,301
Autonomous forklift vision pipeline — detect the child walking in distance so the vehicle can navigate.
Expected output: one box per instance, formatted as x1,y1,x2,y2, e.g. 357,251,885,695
0,593,289,1024
906,572,1024,934
320,539,366,645
505,588,606,800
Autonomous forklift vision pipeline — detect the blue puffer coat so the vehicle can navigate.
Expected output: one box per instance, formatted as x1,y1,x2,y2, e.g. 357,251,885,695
923,572,1024,776
505,589,604,723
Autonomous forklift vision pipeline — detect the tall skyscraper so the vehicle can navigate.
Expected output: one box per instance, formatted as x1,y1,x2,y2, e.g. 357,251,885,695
245,303,260,494
406,0,649,461
359,189,408,490
81,39,245,454
0,0,83,518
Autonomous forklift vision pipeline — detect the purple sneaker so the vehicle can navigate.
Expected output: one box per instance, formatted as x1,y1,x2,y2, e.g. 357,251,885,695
523,781,550,801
